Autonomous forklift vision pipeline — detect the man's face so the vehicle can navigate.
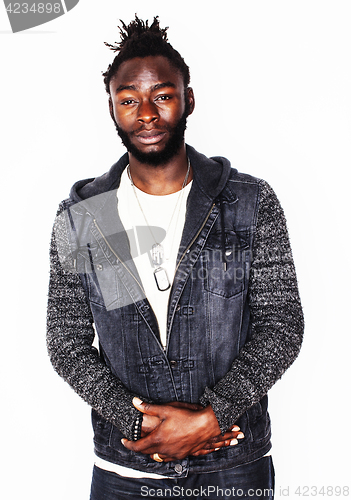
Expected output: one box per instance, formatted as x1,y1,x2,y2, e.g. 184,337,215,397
109,55,194,166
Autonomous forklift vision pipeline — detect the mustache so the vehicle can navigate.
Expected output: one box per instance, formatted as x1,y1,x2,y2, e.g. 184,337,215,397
131,124,170,135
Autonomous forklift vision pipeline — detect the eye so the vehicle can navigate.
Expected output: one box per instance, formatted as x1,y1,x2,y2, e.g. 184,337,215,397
155,95,171,101
120,99,137,105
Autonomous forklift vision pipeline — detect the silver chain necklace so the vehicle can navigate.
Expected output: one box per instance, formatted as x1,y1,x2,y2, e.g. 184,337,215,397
127,159,191,291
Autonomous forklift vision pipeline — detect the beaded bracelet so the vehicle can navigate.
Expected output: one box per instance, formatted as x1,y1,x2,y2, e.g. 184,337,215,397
133,414,143,441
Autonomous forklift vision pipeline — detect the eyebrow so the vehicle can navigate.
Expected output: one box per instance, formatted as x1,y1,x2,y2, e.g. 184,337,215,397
116,81,176,93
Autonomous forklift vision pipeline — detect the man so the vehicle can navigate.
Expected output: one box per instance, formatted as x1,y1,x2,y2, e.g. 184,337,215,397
47,16,304,499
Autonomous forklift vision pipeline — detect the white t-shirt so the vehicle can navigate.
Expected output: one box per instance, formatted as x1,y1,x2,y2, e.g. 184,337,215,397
117,167,192,348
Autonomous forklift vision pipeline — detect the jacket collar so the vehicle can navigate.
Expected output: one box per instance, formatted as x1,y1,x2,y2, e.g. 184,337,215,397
69,144,235,205
68,145,236,265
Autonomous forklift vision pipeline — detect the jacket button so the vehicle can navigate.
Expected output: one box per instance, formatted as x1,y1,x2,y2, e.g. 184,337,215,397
174,464,183,474
95,264,103,271
170,360,177,367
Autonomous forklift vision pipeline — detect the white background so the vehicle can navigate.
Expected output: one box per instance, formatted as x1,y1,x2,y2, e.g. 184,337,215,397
1,1,350,499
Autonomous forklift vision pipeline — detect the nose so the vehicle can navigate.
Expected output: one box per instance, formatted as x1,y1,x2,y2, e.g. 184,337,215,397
137,99,159,124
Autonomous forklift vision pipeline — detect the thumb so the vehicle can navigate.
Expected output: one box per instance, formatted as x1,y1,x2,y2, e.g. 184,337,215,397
132,397,144,408
132,397,161,416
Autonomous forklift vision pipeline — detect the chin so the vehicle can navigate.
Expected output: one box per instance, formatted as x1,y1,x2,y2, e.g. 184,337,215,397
130,149,177,167
123,136,185,167
116,114,188,167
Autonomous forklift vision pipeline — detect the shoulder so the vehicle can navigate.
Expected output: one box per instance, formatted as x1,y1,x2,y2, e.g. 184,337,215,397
228,168,261,185
224,168,264,206
227,171,281,206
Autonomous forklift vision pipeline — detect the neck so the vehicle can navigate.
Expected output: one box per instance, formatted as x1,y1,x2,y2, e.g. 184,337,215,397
128,145,192,195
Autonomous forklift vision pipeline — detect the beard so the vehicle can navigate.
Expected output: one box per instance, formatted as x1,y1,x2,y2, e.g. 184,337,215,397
115,108,188,167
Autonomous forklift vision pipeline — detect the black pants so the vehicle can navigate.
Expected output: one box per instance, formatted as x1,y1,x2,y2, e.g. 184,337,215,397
90,455,274,499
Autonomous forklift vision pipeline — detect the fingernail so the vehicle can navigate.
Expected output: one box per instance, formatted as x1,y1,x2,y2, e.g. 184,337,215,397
231,425,240,431
230,439,238,446
121,439,126,446
133,397,143,406
237,432,244,439
215,447,220,451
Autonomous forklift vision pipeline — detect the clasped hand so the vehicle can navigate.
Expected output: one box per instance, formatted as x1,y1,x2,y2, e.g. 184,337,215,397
121,398,244,462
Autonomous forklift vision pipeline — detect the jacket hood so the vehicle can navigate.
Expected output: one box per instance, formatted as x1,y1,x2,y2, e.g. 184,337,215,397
69,145,235,204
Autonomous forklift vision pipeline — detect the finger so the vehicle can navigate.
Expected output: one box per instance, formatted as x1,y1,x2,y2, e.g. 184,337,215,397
192,443,232,456
207,430,244,446
191,437,240,456
215,438,238,447
122,429,166,455
122,437,154,454
199,439,233,450
211,433,245,447
199,433,245,451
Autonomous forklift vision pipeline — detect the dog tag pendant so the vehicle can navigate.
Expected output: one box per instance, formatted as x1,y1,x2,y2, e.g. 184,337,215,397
152,243,164,267
154,267,171,291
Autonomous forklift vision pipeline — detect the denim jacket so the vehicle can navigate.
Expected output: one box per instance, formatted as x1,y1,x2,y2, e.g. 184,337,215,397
48,145,303,477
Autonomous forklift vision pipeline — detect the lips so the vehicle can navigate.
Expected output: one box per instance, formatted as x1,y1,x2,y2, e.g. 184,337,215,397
135,130,167,145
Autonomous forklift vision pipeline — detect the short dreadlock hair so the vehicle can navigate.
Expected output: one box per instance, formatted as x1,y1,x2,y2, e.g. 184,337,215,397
103,15,190,95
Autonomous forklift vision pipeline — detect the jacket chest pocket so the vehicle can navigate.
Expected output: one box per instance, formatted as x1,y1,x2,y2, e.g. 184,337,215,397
86,243,122,310
202,230,250,298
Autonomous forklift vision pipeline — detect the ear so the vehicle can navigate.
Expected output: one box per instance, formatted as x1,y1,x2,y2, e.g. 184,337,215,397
186,87,195,116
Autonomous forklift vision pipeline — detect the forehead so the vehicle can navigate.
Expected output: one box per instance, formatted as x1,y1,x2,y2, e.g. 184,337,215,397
110,55,184,92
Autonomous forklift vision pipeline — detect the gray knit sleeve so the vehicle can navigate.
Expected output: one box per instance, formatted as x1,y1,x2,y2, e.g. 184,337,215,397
199,180,304,433
46,203,141,440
